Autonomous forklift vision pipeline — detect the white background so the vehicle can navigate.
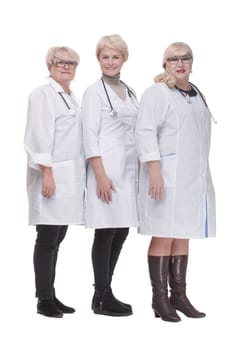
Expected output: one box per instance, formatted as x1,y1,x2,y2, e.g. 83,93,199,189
0,0,232,349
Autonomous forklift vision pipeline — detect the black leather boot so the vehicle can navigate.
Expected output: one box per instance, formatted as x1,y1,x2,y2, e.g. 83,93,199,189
169,255,206,318
91,228,132,316
105,287,132,313
148,256,181,322
92,286,132,317
37,298,63,318
54,296,75,314
108,228,132,312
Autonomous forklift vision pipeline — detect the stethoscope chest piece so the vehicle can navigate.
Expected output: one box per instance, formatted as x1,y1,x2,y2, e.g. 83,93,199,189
69,109,76,116
109,109,118,118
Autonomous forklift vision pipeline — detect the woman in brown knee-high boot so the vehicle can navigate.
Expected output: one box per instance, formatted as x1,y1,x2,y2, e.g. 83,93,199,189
136,42,216,322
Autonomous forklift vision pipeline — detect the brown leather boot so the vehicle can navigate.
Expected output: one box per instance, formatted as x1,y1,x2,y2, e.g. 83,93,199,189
169,255,206,318
148,256,181,322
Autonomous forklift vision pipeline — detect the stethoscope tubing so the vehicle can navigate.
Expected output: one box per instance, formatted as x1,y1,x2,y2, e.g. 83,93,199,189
58,91,76,116
101,78,137,118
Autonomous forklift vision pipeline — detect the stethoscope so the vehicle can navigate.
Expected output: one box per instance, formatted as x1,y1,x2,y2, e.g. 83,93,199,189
101,78,137,118
58,92,76,116
184,82,217,124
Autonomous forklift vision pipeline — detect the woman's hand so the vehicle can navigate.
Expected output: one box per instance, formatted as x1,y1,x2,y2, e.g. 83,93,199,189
147,161,164,200
89,156,116,203
96,174,116,203
40,166,56,198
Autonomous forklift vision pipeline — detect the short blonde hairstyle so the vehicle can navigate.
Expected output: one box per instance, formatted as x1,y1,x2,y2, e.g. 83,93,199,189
162,42,193,68
46,46,80,68
96,34,129,62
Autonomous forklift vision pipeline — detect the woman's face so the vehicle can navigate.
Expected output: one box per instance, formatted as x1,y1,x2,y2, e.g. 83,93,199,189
98,47,125,76
49,56,77,87
165,50,193,83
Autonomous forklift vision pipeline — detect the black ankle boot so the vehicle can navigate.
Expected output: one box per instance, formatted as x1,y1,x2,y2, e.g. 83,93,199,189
37,298,63,318
54,296,75,314
92,287,133,317
106,287,132,313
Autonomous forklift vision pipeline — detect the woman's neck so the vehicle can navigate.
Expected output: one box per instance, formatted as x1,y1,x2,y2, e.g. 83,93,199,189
175,81,191,91
102,73,121,85
51,77,71,93
101,72,126,101
61,83,70,94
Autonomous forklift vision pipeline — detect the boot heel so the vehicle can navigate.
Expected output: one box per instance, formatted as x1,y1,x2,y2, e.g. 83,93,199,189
154,311,160,318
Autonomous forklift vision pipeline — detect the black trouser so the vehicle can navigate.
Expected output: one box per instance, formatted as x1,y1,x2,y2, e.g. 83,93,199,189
34,225,68,300
92,227,129,291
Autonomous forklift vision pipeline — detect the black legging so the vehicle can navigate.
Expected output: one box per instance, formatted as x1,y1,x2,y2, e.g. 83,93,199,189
92,227,129,291
33,225,68,299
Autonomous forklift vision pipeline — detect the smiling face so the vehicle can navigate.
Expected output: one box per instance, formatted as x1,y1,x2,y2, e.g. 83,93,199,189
163,43,193,86
165,53,193,84
98,46,125,77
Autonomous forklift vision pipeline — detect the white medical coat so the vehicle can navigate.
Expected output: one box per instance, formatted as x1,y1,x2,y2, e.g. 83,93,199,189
82,79,139,228
136,82,216,238
24,78,85,225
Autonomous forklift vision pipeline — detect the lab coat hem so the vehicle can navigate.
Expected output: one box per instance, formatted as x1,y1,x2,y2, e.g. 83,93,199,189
137,230,215,239
29,221,85,226
85,223,138,229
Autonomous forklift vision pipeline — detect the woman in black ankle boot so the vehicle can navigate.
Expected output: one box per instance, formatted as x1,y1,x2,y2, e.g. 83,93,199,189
81,34,139,317
136,42,216,322
24,46,85,318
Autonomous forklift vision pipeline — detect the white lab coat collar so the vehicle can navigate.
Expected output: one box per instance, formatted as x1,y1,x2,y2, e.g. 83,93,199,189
47,76,67,93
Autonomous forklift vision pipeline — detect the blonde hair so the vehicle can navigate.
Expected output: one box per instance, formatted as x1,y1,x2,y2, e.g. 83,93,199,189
162,42,193,69
154,42,193,88
154,72,176,88
96,34,129,62
46,46,80,68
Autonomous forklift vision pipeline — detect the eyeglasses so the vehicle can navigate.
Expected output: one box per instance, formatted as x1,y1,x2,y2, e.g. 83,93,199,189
166,55,193,65
52,59,77,68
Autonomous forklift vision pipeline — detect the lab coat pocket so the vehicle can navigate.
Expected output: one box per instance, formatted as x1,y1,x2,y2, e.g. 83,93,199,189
160,153,177,188
52,160,75,198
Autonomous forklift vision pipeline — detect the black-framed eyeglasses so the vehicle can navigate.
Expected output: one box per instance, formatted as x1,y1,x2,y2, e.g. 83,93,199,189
167,55,193,65
52,59,77,68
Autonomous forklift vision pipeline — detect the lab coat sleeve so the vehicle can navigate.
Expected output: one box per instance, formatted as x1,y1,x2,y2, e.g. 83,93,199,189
24,88,55,168
135,84,168,163
81,85,102,159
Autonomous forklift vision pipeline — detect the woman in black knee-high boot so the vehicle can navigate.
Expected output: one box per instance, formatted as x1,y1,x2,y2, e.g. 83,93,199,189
82,34,139,316
135,42,216,322
24,46,85,318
